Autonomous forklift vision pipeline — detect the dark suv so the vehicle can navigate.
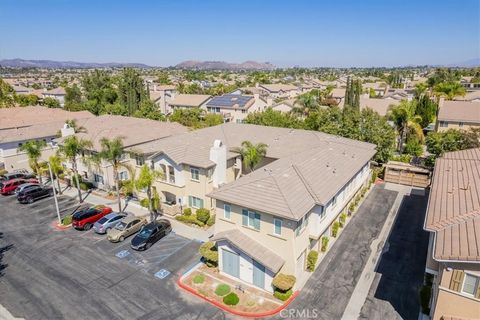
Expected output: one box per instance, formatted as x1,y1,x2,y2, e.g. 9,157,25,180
17,185,53,203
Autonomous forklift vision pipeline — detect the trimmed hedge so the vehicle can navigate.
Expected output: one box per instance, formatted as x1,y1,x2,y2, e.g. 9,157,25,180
206,214,215,226
331,221,339,237
183,208,192,216
272,273,296,291
62,214,72,226
199,241,218,267
196,208,211,224
348,203,356,215
175,214,205,227
306,250,318,272
214,284,231,296
273,289,293,301
223,292,240,305
193,274,205,284
339,213,347,228
321,236,329,252
140,198,149,208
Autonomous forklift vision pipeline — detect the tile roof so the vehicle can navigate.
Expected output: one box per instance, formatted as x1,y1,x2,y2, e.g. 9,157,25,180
360,97,400,116
206,94,254,110
211,229,285,273
259,84,298,93
168,94,211,107
43,87,66,95
0,106,94,130
425,148,480,262
454,90,480,102
438,101,480,123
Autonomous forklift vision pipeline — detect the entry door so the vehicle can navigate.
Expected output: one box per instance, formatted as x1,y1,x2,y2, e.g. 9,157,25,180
222,249,239,278
296,250,306,274
252,260,265,289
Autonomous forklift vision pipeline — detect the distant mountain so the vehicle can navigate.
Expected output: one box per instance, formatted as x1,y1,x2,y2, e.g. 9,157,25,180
175,60,275,70
447,58,480,67
0,58,151,69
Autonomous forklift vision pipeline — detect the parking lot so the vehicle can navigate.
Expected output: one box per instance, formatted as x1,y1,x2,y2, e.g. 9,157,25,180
0,192,226,320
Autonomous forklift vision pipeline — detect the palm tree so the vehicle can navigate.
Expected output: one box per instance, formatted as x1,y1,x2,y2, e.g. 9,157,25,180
233,141,268,173
433,82,466,100
292,93,319,116
388,101,424,153
65,119,87,133
18,140,47,184
49,154,64,195
96,137,126,212
58,135,93,203
135,164,164,221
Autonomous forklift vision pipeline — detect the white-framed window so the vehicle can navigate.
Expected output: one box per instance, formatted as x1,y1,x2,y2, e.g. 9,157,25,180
242,209,260,230
118,171,128,181
190,167,200,181
94,174,104,184
189,196,204,209
440,121,448,128
273,218,282,235
295,216,307,236
462,273,479,296
159,164,166,181
224,204,231,220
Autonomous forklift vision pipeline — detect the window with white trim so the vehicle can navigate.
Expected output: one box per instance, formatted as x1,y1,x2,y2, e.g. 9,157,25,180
190,167,200,181
224,204,231,220
273,218,282,235
118,171,128,181
462,273,479,296
188,196,204,209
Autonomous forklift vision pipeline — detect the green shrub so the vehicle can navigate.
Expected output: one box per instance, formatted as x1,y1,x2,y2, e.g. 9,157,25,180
339,213,347,228
321,236,329,252
175,215,205,227
273,289,293,301
0,169,8,176
206,214,215,226
196,208,211,224
61,214,72,226
183,208,192,216
331,222,339,237
361,187,368,197
348,203,356,215
193,274,205,284
79,182,89,191
214,284,231,296
223,292,239,305
306,250,319,272
140,198,149,208
199,241,218,267
391,154,413,163
58,173,65,180
272,273,296,291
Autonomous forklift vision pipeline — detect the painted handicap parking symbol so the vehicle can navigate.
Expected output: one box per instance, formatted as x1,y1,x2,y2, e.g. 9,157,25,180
116,250,130,259
154,269,170,279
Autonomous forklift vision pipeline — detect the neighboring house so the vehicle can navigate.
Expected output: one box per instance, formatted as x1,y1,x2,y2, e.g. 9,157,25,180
272,98,300,113
383,89,414,101
454,90,480,103
258,84,299,99
149,85,177,114
436,100,480,132
460,77,480,90
11,85,31,95
360,96,400,117
166,94,211,114
209,131,375,292
42,87,66,107
57,115,188,190
363,82,387,97
205,94,266,123
423,148,480,320
330,88,346,107
0,106,94,171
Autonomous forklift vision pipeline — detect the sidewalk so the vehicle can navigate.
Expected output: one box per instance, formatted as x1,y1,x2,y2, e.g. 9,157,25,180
59,185,214,242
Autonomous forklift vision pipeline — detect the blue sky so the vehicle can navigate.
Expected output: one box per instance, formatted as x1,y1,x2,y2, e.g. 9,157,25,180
0,0,478,67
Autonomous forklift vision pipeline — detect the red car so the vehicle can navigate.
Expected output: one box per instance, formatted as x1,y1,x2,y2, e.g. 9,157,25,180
72,205,113,230
0,178,39,195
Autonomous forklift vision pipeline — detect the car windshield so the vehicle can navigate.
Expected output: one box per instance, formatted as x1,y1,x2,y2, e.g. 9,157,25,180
97,217,108,224
115,222,127,230
137,228,153,238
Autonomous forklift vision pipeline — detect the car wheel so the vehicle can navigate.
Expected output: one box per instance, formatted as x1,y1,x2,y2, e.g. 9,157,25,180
27,197,34,204
83,223,92,231
119,236,124,242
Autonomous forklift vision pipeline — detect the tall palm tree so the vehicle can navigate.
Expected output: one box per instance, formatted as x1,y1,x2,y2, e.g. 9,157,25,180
18,140,47,184
135,164,164,221
49,154,64,195
388,101,424,153
96,137,126,212
233,141,268,173
58,135,93,203
433,82,466,100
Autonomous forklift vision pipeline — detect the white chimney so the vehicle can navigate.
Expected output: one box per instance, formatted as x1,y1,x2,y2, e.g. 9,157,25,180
61,123,75,137
209,140,227,188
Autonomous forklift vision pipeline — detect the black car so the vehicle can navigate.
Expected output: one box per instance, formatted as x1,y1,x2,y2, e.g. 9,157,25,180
131,220,172,251
17,185,53,204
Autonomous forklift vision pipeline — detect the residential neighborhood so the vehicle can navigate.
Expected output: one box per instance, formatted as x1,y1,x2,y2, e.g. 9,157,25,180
0,1,479,320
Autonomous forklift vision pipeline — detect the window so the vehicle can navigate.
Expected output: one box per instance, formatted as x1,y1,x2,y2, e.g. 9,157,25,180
332,196,337,207
295,216,307,236
236,119,244,124
190,167,200,181
188,196,204,209
159,164,166,181
94,174,104,184
168,166,175,183
459,122,464,128
134,154,145,166
462,274,479,296
273,218,282,235
440,121,448,128
118,171,128,181
242,209,260,230
224,204,231,220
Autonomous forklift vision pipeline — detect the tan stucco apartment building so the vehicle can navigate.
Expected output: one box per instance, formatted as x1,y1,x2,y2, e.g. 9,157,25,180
424,148,480,320
436,100,480,132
